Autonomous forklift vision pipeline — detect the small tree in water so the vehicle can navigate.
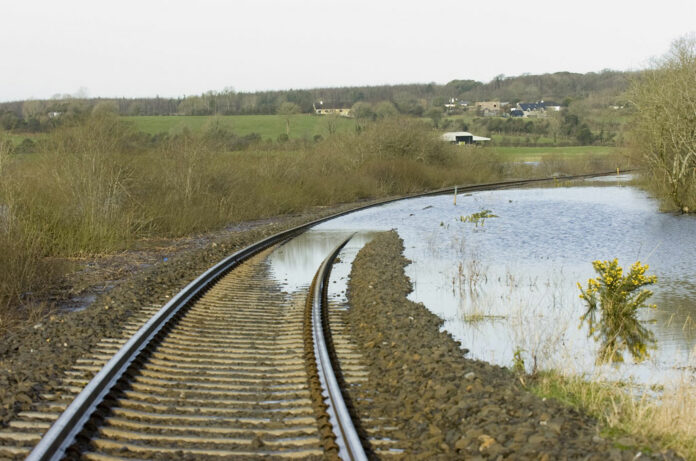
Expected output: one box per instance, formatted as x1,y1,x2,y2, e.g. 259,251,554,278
577,259,657,364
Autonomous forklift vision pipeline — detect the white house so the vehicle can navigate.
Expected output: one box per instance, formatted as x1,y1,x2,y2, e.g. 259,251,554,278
313,101,351,117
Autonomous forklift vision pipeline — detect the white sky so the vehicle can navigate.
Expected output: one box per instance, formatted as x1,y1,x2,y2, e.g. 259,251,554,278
1,0,694,102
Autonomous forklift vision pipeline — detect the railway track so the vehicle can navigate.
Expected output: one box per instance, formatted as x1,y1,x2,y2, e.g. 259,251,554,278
0,171,632,460
6,236,368,460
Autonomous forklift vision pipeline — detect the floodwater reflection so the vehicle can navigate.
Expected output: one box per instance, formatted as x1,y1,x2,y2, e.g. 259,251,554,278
267,230,378,302
312,182,696,385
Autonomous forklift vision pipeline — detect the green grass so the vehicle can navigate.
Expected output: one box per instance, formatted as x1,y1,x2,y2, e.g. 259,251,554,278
121,115,356,141
491,134,562,146
1,132,46,147
493,145,618,162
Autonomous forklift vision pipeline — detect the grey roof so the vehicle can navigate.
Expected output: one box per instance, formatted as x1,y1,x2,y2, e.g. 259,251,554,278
518,100,562,111
518,102,544,111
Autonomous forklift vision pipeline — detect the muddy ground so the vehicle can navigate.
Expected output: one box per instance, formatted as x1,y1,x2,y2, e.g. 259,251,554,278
345,231,680,460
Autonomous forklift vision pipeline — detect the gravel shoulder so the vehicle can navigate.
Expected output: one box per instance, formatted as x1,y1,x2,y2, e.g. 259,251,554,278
345,231,680,460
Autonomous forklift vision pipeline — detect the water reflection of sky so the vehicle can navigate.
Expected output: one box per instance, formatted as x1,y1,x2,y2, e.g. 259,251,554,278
299,184,696,386
267,231,378,303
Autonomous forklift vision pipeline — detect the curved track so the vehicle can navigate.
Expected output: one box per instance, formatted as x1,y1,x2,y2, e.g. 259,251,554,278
1,171,629,460
24,238,362,460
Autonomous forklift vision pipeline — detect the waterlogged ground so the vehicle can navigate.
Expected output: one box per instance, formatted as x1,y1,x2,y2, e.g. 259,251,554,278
268,231,377,302
270,178,696,387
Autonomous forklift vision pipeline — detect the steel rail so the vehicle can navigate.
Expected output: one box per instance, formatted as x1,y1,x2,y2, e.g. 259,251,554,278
27,170,629,460
310,235,367,461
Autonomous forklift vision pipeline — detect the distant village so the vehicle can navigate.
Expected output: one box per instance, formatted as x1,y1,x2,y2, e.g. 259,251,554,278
313,99,564,145
314,99,562,119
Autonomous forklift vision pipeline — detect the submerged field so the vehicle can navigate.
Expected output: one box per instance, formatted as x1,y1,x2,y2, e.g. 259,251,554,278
312,181,696,458
493,145,619,162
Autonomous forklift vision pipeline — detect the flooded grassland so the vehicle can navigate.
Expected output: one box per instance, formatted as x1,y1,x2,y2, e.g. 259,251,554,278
290,178,696,388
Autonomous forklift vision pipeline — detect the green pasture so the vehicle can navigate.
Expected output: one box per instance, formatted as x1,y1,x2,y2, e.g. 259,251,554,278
491,135,561,146
2,132,45,147
121,115,356,140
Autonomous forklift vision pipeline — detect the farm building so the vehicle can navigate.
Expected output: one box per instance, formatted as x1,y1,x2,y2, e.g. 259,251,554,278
475,101,505,116
313,101,351,117
441,131,491,145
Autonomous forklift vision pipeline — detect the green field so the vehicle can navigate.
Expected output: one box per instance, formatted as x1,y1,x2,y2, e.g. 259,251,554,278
492,145,618,162
2,132,45,147
121,115,357,141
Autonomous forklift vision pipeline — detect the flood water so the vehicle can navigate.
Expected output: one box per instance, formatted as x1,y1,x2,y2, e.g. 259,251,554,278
269,179,696,386
268,231,378,303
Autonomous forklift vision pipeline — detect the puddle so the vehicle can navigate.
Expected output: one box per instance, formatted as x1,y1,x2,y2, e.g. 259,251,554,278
583,173,634,182
268,231,379,303
59,293,98,312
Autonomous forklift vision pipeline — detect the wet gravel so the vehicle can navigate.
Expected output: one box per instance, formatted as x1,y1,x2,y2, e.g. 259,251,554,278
345,231,681,460
0,204,362,429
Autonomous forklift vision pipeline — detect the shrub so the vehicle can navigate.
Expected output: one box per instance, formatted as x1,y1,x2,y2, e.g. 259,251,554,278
354,117,455,165
460,210,498,227
577,259,657,363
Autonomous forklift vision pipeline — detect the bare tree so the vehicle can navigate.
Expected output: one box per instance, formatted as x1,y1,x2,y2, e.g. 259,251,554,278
629,35,696,211
276,102,301,136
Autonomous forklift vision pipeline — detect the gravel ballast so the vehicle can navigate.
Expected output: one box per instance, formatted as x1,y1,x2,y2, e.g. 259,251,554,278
345,231,680,460
0,203,364,429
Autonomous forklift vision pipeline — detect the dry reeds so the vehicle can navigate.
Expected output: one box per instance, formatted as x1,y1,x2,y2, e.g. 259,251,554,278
532,370,696,459
0,114,622,316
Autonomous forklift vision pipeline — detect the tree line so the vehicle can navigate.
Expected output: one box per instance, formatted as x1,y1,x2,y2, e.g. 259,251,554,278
0,70,632,130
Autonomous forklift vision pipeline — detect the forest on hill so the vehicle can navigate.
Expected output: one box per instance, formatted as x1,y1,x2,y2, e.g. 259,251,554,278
0,70,631,127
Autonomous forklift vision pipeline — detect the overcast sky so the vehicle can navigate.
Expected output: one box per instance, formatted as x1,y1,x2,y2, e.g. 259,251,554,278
1,0,694,102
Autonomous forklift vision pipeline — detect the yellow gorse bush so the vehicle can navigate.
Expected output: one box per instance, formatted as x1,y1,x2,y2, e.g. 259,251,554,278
460,209,498,227
577,258,657,363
